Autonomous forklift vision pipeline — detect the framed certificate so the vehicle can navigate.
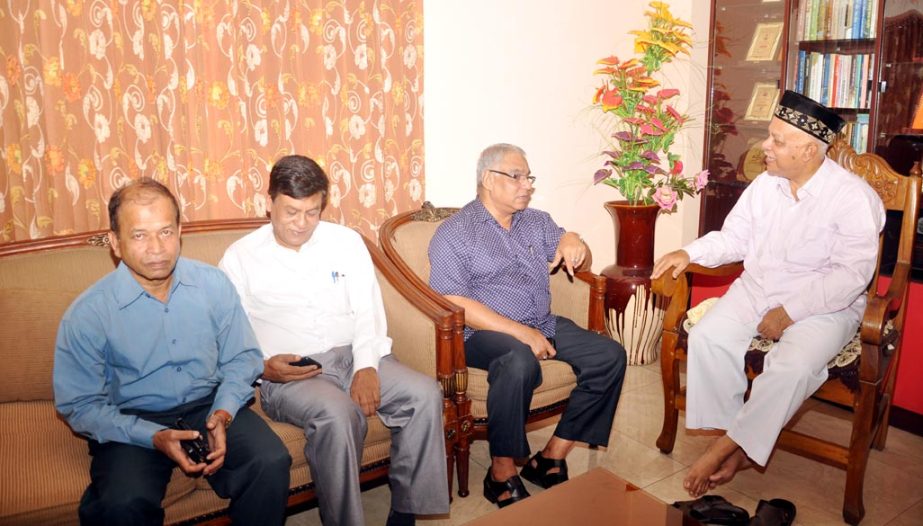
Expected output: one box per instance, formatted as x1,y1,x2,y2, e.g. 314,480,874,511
744,82,779,121
738,142,767,182
746,22,784,62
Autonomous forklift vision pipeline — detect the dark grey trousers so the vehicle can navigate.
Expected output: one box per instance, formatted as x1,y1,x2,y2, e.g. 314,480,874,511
464,316,627,458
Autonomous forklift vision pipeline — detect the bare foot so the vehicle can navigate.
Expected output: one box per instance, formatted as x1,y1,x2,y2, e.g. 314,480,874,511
683,435,739,498
708,447,752,488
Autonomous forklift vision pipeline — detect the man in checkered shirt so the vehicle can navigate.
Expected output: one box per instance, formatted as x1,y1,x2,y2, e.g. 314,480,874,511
428,143,627,508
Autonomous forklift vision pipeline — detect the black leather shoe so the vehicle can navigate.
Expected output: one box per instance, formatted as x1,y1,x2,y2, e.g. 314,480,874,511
483,471,530,508
520,451,569,489
385,509,415,526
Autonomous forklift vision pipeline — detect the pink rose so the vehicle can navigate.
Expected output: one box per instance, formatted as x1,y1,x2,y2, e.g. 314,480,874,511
653,186,677,211
694,169,710,191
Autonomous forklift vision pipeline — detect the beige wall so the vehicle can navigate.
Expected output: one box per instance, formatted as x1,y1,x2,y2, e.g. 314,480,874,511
423,0,712,271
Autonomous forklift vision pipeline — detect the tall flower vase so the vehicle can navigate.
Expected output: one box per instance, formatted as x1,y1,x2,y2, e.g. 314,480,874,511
600,201,665,365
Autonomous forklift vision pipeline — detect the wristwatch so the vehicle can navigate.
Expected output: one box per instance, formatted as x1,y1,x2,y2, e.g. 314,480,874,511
212,409,233,428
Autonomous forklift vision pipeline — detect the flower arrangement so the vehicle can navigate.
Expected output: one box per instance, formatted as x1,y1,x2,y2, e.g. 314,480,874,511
592,1,708,211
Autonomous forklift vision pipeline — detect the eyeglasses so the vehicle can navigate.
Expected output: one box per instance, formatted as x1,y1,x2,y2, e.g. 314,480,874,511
489,169,536,185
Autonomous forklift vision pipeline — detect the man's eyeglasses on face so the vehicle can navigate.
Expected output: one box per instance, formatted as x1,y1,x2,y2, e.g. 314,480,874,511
489,169,536,185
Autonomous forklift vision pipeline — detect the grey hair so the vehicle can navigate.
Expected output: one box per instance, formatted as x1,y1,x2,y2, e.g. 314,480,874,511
816,136,831,156
476,143,526,187
805,134,829,159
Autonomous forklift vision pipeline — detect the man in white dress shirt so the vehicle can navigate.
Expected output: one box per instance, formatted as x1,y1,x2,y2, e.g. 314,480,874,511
219,155,449,526
652,91,885,497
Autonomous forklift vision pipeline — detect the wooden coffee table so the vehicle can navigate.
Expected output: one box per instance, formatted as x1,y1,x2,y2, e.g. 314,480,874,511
464,467,694,525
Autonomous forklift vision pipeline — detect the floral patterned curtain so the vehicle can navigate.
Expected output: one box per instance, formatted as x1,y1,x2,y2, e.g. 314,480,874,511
0,0,424,243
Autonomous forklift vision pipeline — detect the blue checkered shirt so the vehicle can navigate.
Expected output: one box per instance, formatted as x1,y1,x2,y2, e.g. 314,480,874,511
428,199,564,340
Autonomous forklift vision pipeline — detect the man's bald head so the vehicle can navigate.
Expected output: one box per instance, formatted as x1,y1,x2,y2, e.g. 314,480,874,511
108,178,180,236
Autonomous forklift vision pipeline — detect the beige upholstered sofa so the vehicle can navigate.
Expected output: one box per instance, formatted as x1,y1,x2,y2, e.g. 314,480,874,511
379,205,608,498
0,218,456,525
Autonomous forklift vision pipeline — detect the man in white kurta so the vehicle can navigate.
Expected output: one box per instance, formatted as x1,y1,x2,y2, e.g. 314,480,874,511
652,91,885,497
219,155,448,526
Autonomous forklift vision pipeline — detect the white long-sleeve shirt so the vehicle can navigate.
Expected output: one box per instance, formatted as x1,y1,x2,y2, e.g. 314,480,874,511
684,157,885,324
219,222,392,372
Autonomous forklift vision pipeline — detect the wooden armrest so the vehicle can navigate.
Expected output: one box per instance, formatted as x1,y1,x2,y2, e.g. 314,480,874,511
652,262,742,333
651,262,743,298
860,261,910,346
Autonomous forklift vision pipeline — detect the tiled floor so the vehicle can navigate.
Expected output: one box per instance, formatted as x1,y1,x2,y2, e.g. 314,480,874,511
286,362,923,525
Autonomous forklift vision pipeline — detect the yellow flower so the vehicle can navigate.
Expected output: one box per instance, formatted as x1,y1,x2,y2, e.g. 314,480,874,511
204,158,221,180
65,0,83,16
6,55,21,86
43,57,62,87
45,145,66,174
264,83,279,109
140,0,157,21
207,81,229,109
309,10,323,34
5,144,22,174
392,83,405,105
77,159,97,188
62,72,81,102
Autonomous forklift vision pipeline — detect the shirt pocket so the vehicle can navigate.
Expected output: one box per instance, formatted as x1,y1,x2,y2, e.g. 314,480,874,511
785,224,834,268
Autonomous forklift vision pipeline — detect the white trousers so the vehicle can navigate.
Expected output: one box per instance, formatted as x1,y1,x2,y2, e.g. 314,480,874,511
685,283,859,465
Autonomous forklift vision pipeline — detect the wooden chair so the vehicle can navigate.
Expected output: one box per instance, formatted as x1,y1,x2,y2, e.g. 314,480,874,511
651,140,921,524
378,204,607,497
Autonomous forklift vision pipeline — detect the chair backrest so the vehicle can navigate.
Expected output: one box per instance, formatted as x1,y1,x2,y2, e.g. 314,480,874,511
387,210,458,283
827,139,922,332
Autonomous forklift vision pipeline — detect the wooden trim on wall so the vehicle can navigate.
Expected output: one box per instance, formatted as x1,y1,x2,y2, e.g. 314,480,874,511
0,218,272,258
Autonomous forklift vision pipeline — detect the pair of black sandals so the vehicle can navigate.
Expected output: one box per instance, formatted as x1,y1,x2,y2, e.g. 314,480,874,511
483,451,569,508
672,495,797,526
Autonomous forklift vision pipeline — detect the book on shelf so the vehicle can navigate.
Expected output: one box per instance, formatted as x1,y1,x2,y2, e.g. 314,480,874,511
796,0,878,40
795,51,872,109
841,113,869,153
852,0,865,38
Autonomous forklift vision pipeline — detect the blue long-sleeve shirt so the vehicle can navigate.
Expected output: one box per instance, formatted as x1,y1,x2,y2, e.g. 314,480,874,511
54,257,263,449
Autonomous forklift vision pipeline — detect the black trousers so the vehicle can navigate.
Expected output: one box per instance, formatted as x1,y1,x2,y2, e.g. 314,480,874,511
78,394,291,526
464,316,627,458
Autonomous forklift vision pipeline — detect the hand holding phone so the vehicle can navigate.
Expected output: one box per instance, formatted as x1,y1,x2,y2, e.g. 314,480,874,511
289,355,322,369
173,417,210,464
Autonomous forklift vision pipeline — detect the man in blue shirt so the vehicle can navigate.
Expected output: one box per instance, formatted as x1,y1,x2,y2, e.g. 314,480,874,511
428,143,627,508
54,179,291,525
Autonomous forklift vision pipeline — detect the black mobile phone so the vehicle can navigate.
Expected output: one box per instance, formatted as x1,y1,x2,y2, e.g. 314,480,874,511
173,417,210,464
289,355,322,368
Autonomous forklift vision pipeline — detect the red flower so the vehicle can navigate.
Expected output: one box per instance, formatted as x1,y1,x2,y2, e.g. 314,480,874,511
658,88,680,99
666,105,684,122
600,89,623,111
